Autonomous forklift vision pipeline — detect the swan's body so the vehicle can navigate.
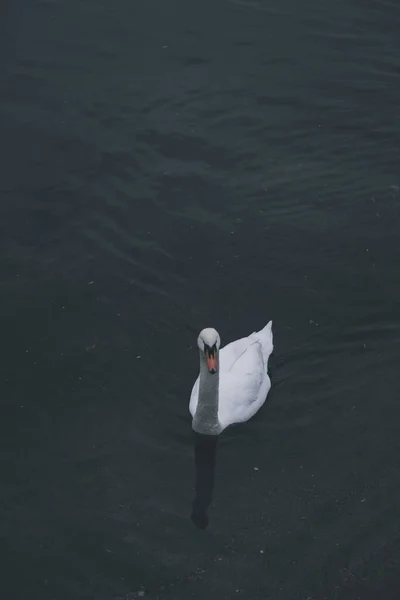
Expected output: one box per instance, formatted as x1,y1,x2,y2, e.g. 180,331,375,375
189,321,273,435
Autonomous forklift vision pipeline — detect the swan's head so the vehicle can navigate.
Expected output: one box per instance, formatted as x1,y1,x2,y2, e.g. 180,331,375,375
197,328,221,375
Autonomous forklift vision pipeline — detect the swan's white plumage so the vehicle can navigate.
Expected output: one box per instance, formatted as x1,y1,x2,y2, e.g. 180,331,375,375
189,321,273,431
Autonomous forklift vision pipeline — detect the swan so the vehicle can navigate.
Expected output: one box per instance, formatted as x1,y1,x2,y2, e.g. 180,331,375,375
189,321,273,435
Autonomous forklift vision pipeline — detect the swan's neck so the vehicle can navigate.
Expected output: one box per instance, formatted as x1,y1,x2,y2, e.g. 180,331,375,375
192,350,221,435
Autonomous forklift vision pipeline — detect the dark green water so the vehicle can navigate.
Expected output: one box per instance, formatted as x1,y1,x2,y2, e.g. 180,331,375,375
1,0,400,598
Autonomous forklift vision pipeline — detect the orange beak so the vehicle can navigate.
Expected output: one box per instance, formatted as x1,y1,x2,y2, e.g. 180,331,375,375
205,347,217,374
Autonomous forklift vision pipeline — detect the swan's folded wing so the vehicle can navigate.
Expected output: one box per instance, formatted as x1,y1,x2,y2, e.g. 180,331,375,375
219,335,258,372
218,343,267,428
218,370,265,428
228,339,265,375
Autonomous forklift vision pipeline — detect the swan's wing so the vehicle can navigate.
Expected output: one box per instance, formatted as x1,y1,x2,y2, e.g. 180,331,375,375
220,322,273,372
218,341,270,428
219,335,258,372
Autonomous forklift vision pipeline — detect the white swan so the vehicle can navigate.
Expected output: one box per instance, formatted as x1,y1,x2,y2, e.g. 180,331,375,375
189,321,273,435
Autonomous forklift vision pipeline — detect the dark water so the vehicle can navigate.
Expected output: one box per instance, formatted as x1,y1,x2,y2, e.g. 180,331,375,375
1,0,400,598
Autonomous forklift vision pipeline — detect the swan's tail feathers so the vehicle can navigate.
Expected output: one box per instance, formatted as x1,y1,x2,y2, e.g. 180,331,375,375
256,320,273,367
262,320,273,334
257,320,273,339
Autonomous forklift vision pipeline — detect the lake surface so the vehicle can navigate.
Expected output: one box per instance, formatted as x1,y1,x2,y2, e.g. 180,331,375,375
1,0,400,598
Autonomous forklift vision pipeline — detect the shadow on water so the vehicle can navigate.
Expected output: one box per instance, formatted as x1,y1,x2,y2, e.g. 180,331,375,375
190,432,219,530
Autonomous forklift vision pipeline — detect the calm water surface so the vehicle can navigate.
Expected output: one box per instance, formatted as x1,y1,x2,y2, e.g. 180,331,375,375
1,0,400,599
